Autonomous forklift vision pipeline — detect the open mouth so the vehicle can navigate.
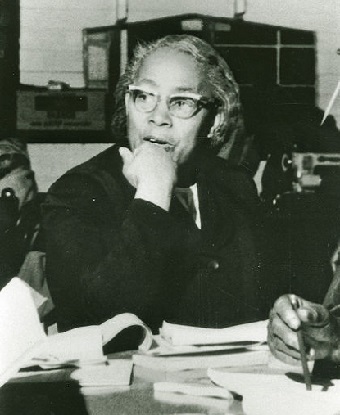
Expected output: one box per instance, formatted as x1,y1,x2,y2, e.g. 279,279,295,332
143,137,175,151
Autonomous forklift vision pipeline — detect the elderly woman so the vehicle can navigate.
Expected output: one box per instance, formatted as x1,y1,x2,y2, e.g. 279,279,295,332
42,35,270,341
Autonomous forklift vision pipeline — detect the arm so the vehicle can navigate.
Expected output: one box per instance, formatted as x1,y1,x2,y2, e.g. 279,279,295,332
42,168,181,332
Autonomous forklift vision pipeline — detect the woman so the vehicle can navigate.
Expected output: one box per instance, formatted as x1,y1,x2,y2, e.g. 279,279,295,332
42,35,270,344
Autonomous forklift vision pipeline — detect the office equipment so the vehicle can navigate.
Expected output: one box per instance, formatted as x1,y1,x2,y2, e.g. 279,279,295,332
292,152,340,192
16,88,109,142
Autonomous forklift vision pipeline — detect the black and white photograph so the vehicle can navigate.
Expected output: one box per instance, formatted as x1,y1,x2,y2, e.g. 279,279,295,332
0,1,340,414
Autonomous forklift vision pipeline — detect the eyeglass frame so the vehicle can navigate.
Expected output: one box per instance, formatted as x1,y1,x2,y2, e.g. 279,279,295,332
127,85,218,119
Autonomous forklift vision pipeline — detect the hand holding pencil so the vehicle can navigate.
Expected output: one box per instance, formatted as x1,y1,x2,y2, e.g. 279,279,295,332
267,294,340,366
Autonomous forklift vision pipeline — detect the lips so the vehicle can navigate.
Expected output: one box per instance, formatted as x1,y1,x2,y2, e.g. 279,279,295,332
143,136,175,149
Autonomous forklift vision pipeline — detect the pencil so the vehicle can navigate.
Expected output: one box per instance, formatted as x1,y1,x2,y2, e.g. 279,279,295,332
291,299,312,391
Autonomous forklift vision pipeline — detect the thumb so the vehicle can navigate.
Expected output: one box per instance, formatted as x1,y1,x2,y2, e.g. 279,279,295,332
119,147,133,165
297,304,329,327
297,307,319,324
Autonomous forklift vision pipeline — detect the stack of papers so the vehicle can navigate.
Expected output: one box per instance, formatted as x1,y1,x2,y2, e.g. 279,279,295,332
0,278,153,387
71,360,133,394
133,320,269,371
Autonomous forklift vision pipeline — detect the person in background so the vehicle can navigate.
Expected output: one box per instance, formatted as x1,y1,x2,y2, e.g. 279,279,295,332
0,138,41,288
268,242,340,365
42,35,271,348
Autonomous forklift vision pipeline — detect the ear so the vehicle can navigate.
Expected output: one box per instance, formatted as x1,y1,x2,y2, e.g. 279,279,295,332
208,107,225,139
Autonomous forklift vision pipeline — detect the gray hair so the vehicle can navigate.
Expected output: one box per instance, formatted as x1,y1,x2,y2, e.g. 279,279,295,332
111,34,246,161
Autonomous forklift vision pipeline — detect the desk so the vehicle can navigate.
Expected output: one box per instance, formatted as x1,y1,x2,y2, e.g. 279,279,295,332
0,354,244,415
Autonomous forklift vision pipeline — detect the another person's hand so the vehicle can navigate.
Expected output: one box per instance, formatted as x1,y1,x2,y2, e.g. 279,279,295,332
268,294,340,365
120,143,177,211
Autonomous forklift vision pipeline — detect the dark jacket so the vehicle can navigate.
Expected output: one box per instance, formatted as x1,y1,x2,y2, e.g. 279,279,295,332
42,145,270,334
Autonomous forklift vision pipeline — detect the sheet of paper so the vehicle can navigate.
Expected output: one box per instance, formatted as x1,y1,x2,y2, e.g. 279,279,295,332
71,359,133,387
133,348,269,371
100,312,153,351
153,390,232,412
160,320,268,346
154,381,233,399
36,325,104,362
148,334,267,356
208,368,340,415
0,278,47,387
30,312,153,368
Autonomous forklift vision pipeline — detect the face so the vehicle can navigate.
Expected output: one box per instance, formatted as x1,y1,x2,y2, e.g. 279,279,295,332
125,48,215,166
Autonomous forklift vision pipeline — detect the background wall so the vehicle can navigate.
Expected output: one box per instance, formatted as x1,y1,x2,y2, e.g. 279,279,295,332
20,0,340,191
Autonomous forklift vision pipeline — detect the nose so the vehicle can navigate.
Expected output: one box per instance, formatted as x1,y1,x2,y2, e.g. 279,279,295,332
148,99,172,127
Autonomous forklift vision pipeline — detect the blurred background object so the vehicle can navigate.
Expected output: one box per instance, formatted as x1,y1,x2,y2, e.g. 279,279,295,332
0,138,41,288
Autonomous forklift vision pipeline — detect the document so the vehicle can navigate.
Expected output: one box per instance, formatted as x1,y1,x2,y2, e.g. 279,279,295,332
133,320,269,371
160,319,268,346
0,278,46,387
133,348,269,371
71,359,133,390
0,277,153,386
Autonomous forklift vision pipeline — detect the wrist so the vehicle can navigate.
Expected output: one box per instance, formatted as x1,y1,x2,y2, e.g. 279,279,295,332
326,314,340,363
135,181,173,211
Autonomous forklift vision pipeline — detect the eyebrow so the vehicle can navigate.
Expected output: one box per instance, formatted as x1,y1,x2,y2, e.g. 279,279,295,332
133,81,199,95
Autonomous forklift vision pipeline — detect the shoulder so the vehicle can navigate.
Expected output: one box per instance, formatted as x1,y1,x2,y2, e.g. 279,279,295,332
200,157,260,211
44,145,126,208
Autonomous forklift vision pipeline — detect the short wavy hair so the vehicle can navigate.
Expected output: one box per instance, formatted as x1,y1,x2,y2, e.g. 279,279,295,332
111,34,246,161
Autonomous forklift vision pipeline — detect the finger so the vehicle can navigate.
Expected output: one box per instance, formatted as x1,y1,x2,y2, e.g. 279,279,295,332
274,295,301,330
297,303,330,327
297,307,321,324
270,348,302,366
269,313,300,352
119,147,134,165
268,327,302,363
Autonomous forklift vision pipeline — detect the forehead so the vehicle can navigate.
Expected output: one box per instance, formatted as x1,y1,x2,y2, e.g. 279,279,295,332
135,48,206,93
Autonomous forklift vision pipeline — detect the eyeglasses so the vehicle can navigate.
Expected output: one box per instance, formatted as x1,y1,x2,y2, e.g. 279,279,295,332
128,85,217,119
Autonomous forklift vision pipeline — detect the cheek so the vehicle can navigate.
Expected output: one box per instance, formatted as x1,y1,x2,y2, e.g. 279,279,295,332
174,126,199,163
127,107,147,148
177,118,205,146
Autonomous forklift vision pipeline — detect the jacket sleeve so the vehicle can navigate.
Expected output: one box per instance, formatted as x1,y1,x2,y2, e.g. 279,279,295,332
324,261,340,311
42,173,182,331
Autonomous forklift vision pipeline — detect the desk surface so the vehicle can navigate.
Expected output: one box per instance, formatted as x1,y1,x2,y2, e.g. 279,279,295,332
1,355,244,415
